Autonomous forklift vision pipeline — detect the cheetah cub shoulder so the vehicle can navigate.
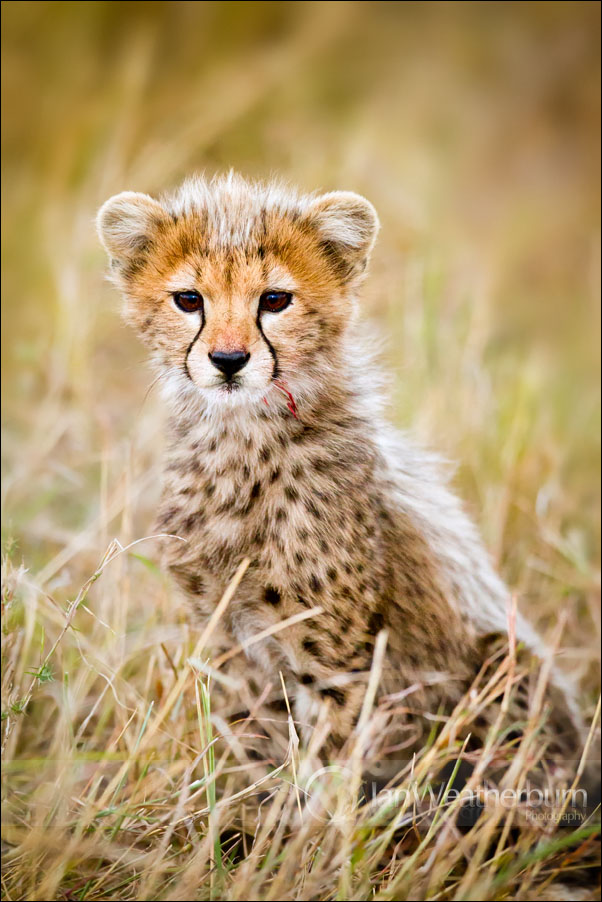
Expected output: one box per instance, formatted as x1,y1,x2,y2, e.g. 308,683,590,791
98,173,580,757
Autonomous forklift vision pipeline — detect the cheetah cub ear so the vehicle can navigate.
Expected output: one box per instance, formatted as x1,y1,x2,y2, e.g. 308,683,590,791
96,191,168,269
304,191,380,282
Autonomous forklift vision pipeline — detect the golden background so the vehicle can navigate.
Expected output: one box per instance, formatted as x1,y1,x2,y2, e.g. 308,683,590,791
1,4,600,899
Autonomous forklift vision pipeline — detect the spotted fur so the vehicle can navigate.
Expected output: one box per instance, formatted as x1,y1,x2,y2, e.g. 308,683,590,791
98,172,581,756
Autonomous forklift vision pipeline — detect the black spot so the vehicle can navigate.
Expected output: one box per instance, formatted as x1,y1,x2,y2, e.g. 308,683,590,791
237,499,254,517
327,567,338,582
320,686,346,706
205,483,215,498
295,551,305,564
182,514,199,532
159,507,179,527
270,467,281,483
247,748,265,762
303,637,320,656
309,574,322,594
368,610,386,633
264,586,281,605
208,439,217,452
305,500,322,519
186,574,205,594
292,463,304,479
249,529,262,547
250,481,262,499
300,673,314,685
259,446,271,463
285,485,299,502
169,565,204,596
275,508,286,521
297,595,310,608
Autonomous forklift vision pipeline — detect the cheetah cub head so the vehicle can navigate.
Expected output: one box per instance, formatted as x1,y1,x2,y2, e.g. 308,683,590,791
97,173,379,415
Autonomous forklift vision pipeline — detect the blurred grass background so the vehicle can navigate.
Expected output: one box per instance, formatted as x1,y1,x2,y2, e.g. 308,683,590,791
1,3,600,898
2,0,600,649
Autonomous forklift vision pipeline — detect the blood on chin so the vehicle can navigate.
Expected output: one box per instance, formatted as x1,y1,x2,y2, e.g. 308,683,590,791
271,380,298,418
198,376,299,420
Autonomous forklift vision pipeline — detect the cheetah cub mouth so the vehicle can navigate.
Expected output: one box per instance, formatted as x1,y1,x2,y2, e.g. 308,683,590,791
96,173,378,417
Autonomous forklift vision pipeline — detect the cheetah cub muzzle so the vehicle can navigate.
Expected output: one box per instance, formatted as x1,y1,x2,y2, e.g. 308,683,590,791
98,172,584,768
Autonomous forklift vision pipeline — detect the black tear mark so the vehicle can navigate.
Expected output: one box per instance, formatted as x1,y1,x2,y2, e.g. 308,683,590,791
256,309,279,380
183,307,206,381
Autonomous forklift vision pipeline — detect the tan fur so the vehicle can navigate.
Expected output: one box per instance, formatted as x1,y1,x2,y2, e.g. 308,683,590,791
97,173,582,759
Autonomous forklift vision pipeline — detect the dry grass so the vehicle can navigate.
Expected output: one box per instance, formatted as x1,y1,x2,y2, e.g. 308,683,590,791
1,2,600,899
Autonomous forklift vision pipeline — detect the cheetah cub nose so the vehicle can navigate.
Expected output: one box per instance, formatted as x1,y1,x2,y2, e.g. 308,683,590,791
208,350,250,378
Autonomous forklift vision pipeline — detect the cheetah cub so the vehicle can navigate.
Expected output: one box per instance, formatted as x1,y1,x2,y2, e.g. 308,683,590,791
98,173,580,761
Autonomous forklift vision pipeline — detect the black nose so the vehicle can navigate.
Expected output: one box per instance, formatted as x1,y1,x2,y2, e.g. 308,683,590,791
208,350,250,378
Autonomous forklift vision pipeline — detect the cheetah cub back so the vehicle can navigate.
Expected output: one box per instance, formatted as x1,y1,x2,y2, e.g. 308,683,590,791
97,172,582,763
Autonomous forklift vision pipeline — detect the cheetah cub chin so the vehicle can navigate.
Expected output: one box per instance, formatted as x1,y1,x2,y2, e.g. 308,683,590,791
98,172,581,763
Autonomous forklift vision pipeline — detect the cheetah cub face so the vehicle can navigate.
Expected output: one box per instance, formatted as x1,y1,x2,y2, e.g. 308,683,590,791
97,175,379,413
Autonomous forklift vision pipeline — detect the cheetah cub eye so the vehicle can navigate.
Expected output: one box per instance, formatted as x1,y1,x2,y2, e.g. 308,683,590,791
259,291,293,313
173,290,204,313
